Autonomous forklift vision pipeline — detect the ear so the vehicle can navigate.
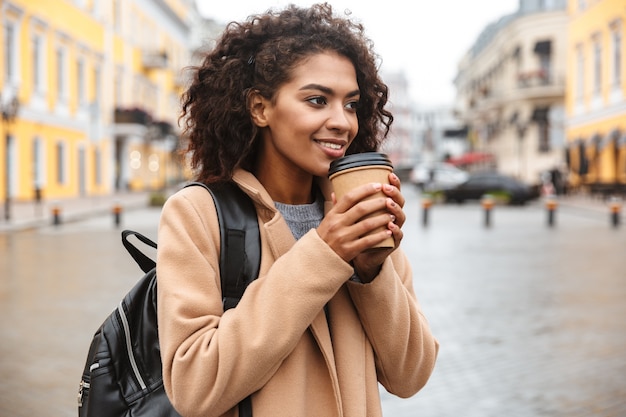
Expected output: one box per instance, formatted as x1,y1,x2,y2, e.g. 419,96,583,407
248,90,270,127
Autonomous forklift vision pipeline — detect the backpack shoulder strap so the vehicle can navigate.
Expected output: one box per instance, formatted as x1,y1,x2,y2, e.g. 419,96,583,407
185,182,261,311
121,230,157,273
186,181,258,417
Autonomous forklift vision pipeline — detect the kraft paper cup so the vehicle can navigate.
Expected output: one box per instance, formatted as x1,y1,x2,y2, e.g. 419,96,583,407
328,152,395,250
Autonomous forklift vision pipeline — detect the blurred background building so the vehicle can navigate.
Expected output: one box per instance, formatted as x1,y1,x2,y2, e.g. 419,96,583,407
453,0,569,188
0,0,211,221
452,0,625,194
565,0,626,197
1,0,625,220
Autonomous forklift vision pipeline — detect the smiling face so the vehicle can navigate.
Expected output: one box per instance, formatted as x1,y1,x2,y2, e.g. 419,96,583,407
250,52,360,203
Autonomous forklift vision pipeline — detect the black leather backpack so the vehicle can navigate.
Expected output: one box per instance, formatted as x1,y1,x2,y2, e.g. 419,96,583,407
78,182,260,417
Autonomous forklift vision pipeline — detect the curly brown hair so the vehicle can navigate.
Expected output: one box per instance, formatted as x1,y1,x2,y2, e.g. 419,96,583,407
180,2,393,183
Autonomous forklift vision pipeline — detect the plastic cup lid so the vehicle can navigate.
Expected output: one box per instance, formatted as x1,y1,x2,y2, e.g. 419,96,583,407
328,152,393,177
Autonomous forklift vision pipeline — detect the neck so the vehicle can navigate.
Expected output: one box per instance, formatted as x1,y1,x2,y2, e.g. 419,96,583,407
255,164,314,205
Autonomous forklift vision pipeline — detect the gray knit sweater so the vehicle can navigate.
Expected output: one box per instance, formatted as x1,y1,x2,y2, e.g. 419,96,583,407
274,192,325,241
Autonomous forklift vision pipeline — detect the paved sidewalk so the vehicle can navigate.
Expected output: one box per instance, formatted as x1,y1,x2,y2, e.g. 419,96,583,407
0,190,159,233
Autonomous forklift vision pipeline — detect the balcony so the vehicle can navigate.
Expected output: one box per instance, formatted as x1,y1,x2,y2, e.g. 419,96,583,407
515,69,564,101
114,107,152,125
113,107,152,137
517,69,550,87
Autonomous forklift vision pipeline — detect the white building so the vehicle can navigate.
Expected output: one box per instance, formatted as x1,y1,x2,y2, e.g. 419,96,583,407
454,0,568,186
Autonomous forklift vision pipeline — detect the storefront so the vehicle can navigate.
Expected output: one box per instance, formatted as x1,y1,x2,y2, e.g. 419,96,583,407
566,129,625,196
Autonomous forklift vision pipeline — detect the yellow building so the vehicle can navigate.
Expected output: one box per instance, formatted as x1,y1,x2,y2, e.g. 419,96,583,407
566,0,626,196
1,0,199,220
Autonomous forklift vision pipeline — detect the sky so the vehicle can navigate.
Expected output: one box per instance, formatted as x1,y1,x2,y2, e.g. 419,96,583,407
195,0,519,107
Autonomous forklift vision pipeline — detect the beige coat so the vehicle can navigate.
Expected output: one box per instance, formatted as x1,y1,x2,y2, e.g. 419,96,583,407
157,169,438,417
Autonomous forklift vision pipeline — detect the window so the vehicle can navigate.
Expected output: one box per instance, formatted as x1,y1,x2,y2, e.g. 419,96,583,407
56,141,66,184
576,45,585,99
578,0,586,11
114,69,123,106
93,67,102,107
611,24,622,86
532,107,551,152
539,54,551,83
77,58,86,105
538,121,550,152
4,22,17,82
113,0,121,31
32,137,45,190
533,41,552,84
592,36,602,93
56,47,68,100
94,148,102,185
32,35,45,92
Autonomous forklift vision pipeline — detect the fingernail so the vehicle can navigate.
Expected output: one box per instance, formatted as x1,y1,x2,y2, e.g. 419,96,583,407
373,183,382,190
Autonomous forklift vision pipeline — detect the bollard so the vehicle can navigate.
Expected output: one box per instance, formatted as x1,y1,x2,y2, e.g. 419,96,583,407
545,195,558,227
481,194,494,228
609,197,621,228
112,202,123,228
422,196,432,227
51,202,62,226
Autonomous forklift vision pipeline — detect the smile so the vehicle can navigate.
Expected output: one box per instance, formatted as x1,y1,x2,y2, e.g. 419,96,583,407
316,141,343,150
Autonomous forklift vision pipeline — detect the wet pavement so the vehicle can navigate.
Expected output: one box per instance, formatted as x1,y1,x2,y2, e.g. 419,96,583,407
381,196,626,417
1,188,625,416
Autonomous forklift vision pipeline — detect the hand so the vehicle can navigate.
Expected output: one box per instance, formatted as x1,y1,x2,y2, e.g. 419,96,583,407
352,173,405,281
317,173,405,281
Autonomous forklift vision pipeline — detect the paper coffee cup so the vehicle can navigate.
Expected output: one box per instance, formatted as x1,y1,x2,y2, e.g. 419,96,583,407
328,152,395,250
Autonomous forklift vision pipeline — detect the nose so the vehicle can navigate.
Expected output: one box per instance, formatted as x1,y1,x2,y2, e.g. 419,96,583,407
326,103,354,133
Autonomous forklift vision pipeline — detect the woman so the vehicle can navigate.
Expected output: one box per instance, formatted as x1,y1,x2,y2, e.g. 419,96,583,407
157,3,438,416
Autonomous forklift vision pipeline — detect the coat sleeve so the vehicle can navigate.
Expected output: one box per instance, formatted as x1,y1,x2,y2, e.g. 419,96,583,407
346,250,439,398
156,188,353,417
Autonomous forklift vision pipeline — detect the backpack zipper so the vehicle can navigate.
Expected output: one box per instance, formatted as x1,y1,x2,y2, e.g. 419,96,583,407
117,301,147,390
78,380,89,407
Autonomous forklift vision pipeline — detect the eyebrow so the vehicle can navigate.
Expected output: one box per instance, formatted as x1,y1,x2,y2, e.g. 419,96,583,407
300,83,360,98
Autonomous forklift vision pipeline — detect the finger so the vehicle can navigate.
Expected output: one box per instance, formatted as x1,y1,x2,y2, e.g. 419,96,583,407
334,182,383,212
382,183,405,207
389,172,401,191
386,197,406,227
388,221,404,246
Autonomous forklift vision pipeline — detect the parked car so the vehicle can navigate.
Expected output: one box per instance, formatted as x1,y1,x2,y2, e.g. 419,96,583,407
441,171,539,205
409,162,469,191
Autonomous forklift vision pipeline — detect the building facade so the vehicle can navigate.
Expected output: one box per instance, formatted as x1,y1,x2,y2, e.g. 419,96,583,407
381,71,415,174
565,0,626,196
454,0,569,188
1,0,200,220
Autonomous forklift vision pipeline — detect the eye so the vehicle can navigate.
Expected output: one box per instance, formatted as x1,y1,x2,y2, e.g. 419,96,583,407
306,96,327,106
345,100,359,111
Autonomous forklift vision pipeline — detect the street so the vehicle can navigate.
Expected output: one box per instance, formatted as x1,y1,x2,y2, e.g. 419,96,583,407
1,187,625,416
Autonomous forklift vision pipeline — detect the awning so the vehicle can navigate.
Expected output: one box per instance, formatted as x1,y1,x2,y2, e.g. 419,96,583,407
534,40,551,54
586,134,602,148
600,129,621,150
448,152,495,167
577,141,589,175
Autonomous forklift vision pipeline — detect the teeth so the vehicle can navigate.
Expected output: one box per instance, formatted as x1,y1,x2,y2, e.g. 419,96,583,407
319,142,342,150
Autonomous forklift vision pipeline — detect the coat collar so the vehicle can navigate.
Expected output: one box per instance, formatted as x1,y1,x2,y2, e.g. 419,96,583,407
232,169,334,215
